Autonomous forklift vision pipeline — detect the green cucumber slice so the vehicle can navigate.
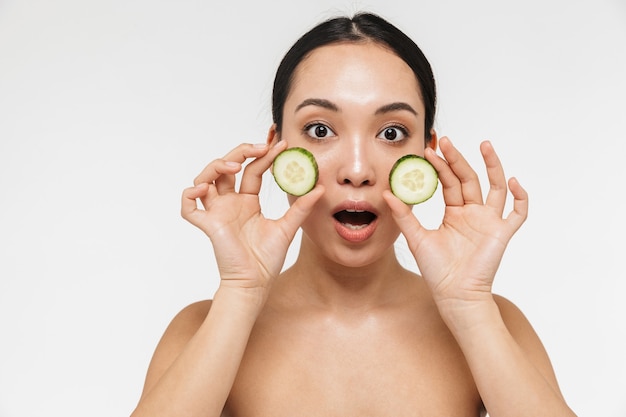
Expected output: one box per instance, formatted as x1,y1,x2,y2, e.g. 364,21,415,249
389,154,438,204
272,147,319,196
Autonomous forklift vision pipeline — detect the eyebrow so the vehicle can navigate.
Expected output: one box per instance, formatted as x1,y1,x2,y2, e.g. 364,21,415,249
295,98,339,113
294,98,418,116
375,102,418,116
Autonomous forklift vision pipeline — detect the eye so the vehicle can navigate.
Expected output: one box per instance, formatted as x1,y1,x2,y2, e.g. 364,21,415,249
377,126,408,142
304,123,336,140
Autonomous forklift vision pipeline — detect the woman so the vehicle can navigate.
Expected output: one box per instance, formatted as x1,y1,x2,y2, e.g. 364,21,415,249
131,12,576,417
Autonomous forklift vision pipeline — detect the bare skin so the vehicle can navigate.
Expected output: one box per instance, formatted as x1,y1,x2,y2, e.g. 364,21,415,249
131,42,576,417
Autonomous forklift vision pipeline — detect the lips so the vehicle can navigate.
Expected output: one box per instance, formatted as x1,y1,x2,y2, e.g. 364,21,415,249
332,201,379,242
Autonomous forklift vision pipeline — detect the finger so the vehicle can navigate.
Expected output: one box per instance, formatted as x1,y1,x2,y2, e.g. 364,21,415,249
505,177,529,232
193,143,270,186
382,190,426,253
181,183,212,227
193,159,241,189
424,147,463,207
480,142,527,235
481,141,508,215
277,184,325,241
214,165,238,194
239,140,288,195
438,137,483,205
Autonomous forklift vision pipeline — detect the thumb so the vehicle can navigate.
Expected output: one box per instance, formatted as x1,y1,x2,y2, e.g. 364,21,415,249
277,185,325,241
382,190,426,248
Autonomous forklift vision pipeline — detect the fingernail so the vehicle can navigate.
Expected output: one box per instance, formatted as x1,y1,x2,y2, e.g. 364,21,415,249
225,161,240,167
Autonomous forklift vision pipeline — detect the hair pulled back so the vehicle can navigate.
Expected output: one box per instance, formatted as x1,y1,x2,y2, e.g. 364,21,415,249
272,12,437,142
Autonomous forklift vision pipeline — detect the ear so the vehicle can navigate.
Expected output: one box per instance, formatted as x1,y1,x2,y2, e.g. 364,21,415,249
267,124,279,145
427,129,438,152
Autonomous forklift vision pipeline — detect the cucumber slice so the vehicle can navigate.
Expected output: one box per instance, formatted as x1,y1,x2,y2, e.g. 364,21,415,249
272,147,319,196
389,154,438,204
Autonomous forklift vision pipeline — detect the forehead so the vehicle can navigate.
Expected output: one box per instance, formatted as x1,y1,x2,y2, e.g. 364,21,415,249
287,41,424,110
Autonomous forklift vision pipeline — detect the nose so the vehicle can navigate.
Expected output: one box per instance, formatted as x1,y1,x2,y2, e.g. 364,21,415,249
336,137,376,187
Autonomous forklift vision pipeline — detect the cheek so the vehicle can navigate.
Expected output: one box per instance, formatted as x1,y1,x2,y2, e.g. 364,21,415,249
311,151,337,182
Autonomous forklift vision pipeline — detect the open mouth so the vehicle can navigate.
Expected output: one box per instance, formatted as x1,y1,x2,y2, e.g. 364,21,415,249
333,209,378,230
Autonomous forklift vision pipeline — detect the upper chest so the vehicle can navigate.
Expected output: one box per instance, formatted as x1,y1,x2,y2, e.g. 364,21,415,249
224,305,484,417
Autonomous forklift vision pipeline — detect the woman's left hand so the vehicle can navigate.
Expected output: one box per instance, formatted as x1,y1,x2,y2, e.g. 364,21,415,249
383,136,528,310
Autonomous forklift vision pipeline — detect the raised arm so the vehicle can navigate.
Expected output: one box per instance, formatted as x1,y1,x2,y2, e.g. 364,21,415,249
131,140,324,417
383,136,576,417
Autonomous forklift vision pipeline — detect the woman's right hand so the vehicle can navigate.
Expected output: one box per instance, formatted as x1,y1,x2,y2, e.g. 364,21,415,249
181,140,324,299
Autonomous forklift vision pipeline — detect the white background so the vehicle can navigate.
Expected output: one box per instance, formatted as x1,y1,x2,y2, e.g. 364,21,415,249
1,0,625,416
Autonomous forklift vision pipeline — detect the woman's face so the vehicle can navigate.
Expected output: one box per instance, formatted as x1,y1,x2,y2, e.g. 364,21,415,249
279,41,432,267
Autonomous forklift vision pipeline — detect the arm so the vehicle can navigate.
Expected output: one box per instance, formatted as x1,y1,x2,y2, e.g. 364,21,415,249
384,137,576,417
440,294,572,417
132,291,261,417
131,140,324,417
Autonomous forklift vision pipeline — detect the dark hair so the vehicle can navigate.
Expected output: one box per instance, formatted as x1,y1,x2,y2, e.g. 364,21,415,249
272,12,437,142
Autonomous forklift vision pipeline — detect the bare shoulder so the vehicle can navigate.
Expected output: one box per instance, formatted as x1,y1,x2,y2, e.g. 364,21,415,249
139,300,213,398
493,294,544,343
493,294,531,330
493,294,546,348
152,300,213,350
165,300,213,336
493,294,565,398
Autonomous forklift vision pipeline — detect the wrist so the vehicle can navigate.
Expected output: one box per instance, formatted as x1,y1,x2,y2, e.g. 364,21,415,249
436,295,503,336
212,285,269,317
